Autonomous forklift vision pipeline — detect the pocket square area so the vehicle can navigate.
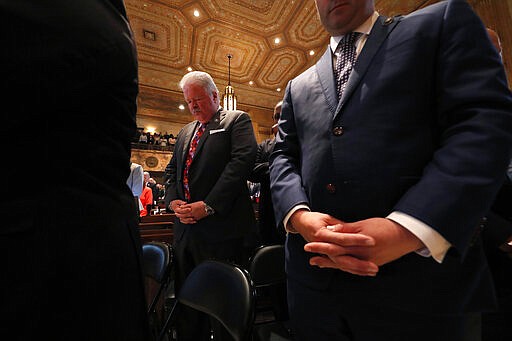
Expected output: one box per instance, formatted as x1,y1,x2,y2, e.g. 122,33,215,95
209,128,226,134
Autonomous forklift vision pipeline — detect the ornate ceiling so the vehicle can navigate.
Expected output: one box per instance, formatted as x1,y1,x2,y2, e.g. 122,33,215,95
125,0,511,139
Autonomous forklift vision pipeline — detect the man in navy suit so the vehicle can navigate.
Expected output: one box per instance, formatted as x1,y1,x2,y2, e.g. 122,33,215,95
164,71,257,340
269,0,512,340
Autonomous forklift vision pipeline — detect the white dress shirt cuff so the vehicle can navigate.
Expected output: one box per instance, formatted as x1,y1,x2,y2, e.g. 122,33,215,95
283,205,311,233
387,211,452,263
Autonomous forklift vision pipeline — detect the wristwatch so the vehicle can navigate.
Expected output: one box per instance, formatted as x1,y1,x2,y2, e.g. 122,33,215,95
204,202,215,216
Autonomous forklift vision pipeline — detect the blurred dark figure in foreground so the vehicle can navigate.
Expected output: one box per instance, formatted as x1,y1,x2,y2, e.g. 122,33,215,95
0,1,150,339
481,27,512,341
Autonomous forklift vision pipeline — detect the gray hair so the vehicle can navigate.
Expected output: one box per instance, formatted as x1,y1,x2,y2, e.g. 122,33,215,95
179,71,220,105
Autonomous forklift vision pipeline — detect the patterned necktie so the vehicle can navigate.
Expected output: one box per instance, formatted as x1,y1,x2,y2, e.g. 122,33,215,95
335,32,361,100
183,123,206,201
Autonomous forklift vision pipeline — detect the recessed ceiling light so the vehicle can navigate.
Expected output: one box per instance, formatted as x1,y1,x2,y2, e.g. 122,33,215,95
309,50,315,56
193,9,200,17
249,81,254,85
277,88,281,92
274,37,281,44
187,67,193,72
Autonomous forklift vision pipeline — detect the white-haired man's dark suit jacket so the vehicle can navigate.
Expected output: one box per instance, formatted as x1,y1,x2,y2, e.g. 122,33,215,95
165,109,257,246
164,108,257,339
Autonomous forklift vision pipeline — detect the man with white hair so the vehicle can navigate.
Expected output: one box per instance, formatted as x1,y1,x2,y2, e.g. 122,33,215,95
164,71,257,340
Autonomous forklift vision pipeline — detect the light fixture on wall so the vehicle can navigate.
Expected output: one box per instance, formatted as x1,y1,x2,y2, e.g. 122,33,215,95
222,54,237,111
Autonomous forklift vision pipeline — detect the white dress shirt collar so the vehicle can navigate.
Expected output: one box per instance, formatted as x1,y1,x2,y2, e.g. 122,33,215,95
330,11,380,54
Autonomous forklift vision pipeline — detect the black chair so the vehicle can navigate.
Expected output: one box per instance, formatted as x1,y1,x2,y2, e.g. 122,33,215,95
158,260,256,341
142,241,173,340
248,245,293,341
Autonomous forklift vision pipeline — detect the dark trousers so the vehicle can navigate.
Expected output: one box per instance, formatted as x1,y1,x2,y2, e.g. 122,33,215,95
173,232,250,341
287,277,481,341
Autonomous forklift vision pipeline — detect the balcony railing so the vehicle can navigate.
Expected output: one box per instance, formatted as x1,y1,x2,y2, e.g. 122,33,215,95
131,142,174,152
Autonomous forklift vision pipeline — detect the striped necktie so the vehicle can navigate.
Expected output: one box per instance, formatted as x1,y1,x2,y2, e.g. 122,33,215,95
183,123,205,201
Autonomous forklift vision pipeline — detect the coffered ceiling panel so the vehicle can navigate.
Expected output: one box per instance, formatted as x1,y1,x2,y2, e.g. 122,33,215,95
375,0,441,15
286,1,328,49
258,47,306,88
125,0,512,140
202,0,301,35
193,22,268,83
128,2,193,68
125,0,329,107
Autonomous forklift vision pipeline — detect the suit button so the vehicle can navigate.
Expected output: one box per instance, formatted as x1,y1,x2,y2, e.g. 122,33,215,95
326,183,336,194
333,126,343,136
384,17,394,25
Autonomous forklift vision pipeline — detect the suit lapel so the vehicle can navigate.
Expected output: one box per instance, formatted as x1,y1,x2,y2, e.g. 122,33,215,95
316,48,338,118
334,15,400,120
180,122,197,172
194,109,222,159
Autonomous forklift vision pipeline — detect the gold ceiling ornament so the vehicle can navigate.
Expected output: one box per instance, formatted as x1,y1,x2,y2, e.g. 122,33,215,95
222,54,237,111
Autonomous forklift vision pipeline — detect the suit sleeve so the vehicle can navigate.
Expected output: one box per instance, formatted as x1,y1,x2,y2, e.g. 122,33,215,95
393,1,512,258
269,85,310,226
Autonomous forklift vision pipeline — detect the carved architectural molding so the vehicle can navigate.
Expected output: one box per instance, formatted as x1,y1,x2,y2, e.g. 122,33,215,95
131,149,173,172
126,0,512,142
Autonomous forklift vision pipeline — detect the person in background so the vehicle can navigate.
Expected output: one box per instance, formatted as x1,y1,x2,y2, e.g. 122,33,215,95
148,177,159,203
127,161,144,218
168,134,177,146
139,131,148,144
269,1,512,340
156,183,165,200
133,128,143,143
164,71,257,341
143,171,151,187
140,181,154,217
1,1,150,339
249,100,285,245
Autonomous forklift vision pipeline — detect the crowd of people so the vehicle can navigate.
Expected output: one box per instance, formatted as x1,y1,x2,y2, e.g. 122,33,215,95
4,0,512,340
133,129,177,148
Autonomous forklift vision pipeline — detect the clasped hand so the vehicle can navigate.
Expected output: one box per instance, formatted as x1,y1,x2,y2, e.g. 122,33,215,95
290,211,424,277
170,200,208,224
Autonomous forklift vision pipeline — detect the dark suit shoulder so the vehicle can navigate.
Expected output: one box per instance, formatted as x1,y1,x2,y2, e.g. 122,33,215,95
218,109,251,121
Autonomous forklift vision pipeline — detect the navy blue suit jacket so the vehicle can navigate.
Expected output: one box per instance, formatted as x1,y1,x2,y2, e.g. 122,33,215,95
270,0,512,313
